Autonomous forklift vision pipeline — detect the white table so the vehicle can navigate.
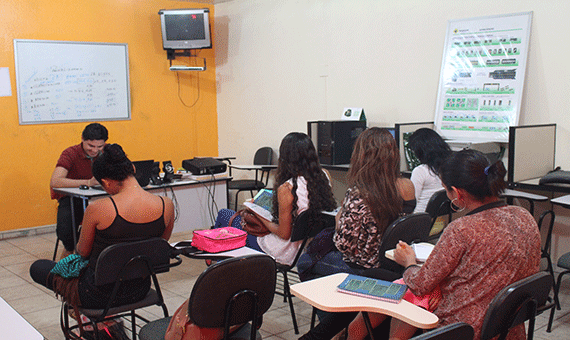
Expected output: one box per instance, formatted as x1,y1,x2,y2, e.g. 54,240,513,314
551,194,570,209
0,296,43,339
53,176,230,235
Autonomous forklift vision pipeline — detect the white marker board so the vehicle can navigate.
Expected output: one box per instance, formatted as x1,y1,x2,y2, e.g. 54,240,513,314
14,40,131,124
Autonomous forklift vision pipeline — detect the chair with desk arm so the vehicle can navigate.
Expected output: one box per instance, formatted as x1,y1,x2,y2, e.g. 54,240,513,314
275,210,335,335
410,322,473,340
60,237,182,340
480,271,553,340
307,212,433,334
138,254,276,340
228,147,273,210
377,212,432,274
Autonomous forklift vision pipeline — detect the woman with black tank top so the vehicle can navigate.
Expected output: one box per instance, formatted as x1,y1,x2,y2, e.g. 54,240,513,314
30,143,175,308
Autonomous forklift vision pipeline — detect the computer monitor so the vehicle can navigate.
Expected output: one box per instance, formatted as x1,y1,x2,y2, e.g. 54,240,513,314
132,160,155,187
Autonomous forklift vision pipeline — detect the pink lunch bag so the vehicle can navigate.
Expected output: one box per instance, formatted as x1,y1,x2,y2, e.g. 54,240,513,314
191,227,247,253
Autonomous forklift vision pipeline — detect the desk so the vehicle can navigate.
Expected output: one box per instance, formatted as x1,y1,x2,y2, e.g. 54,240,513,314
0,296,43,339
290,273,438,330
53,176,230,236
511,177,570,194
551,194,570,209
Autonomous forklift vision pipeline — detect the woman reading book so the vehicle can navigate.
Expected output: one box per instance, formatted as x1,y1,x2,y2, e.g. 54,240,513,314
215,132,336,266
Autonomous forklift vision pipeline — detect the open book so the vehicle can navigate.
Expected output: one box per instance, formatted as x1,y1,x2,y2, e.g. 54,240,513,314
243,189,273,221
337,274,407,303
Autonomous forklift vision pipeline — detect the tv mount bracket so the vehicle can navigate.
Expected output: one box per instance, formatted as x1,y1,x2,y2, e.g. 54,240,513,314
167,50,206,71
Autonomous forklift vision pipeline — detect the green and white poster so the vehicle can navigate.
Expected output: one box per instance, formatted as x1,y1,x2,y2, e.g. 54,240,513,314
434,12,532,142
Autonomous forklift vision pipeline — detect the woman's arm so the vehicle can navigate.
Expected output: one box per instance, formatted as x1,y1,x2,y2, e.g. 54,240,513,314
259,182,294,240
402,224,465,295
397,178,416,201
161,197,175,240
75,203,102,258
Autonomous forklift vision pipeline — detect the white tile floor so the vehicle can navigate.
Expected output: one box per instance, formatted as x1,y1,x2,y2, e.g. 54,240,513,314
0,230,569,340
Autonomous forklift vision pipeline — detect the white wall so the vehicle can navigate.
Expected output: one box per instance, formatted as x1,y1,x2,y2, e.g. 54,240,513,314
214,0,570,258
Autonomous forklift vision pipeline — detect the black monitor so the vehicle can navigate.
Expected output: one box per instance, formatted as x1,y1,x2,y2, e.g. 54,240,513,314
132,160,154,187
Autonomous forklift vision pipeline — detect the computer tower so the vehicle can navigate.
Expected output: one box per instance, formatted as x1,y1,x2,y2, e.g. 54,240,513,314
308,120,367,165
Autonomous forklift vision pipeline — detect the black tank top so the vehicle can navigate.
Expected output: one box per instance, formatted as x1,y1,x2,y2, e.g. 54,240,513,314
89,196,167,268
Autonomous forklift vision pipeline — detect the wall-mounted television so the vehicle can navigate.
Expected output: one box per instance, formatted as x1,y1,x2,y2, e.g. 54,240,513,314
158,8,212,50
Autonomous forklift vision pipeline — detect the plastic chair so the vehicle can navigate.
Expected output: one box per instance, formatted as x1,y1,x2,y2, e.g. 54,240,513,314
410,322,474,340
138,254,277,340
424,189,453,241
548,251,570,332
228,147,273,210
61,237,181,340
480,272,553,340
377,212,432,273
275,210,335,334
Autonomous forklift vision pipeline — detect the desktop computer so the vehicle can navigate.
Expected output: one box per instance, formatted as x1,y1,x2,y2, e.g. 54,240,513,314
308,120,367,165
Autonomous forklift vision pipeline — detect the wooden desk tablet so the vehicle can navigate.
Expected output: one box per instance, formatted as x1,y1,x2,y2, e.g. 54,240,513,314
290,273,439,329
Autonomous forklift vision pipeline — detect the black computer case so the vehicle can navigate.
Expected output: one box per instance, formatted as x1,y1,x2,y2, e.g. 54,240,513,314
308,120,367,165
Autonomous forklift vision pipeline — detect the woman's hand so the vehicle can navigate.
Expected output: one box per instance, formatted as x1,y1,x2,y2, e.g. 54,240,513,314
393,241,417,268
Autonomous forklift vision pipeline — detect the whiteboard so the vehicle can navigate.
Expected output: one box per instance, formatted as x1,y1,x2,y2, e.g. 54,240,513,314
14,40,131,124
433,12,532,142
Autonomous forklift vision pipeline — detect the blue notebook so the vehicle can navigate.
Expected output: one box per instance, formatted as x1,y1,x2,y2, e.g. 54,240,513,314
337,274,407,303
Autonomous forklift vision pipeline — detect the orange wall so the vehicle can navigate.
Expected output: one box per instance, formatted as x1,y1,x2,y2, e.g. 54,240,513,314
0,1,218,232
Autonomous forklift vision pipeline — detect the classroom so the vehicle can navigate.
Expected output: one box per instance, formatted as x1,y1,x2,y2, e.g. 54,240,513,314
1,0,570,339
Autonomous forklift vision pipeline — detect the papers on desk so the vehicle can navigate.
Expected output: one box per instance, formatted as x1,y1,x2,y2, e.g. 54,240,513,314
412,243,435,262
337,274,407,303
384,242,434,263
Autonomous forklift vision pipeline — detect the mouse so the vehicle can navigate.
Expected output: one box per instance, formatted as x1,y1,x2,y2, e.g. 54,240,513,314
79,185,89,190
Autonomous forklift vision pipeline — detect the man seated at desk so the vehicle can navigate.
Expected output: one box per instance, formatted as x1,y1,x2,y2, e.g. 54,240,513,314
50,123,108,258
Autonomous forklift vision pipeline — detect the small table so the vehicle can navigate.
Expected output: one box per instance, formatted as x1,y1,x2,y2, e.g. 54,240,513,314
0,297,43,339
291,273,438,338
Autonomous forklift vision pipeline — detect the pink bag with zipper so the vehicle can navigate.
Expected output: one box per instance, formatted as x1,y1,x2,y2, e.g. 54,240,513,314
191,227,247,253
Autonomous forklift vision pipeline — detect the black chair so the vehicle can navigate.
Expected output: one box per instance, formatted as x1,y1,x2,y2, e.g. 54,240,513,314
410,322,474,340
228,147,273,210
424,190,453,242
548,250,570,332
307,213,433,335
377,212,432,273
534,210,559,332
61,237,181,340
480,272,553,340
275,210,335,334
138,254,277,340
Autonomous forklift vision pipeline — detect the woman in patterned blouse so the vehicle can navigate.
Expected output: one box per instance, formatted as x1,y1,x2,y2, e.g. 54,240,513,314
392,149,540,339
334,127,416,271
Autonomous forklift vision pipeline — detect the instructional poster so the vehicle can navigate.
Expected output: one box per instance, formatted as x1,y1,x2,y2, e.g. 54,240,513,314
434,12,532,142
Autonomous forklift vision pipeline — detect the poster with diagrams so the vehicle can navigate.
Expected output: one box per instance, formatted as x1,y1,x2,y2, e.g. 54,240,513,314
434,12,532,142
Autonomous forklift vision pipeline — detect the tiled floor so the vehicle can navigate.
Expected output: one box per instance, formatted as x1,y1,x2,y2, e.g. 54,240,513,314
0,230,569,340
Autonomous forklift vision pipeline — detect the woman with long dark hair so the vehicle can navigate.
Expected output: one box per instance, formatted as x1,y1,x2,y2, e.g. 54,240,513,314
407,128,452,213
334,127,416,269
215,132,336,266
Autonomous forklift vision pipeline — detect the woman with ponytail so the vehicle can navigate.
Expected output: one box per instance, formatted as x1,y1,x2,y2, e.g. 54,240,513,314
391,149,541,339
30,143,175,309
